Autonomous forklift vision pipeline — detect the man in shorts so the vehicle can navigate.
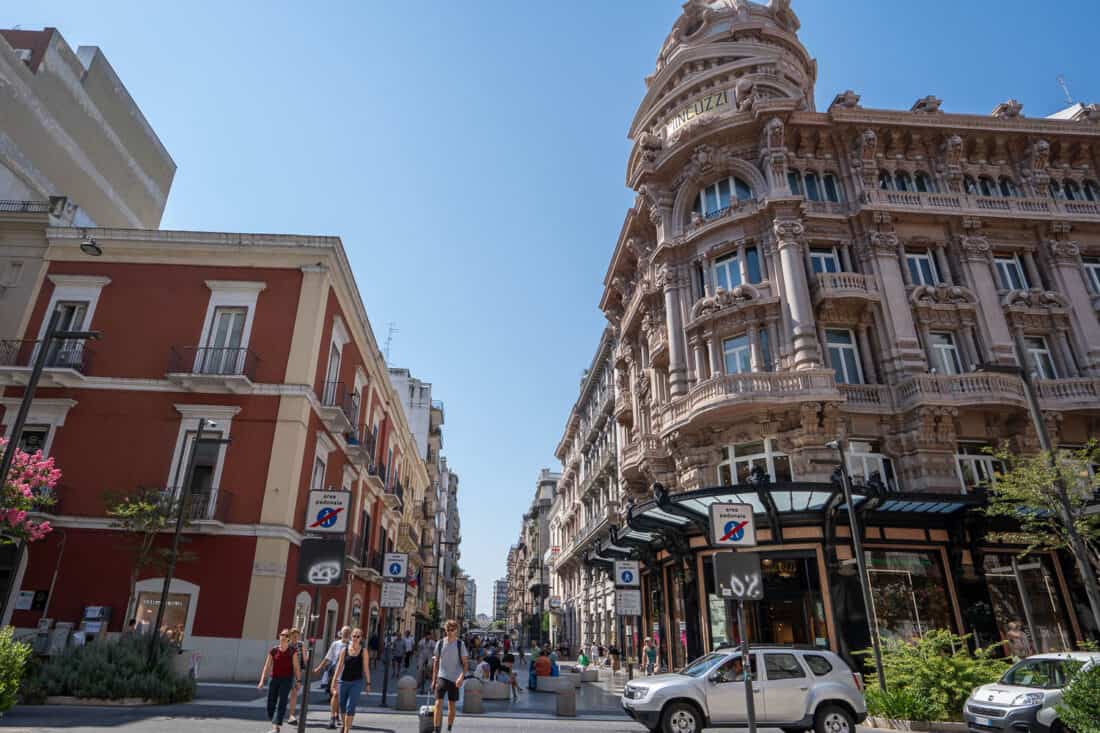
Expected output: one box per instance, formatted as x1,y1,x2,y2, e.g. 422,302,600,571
431,619,468,733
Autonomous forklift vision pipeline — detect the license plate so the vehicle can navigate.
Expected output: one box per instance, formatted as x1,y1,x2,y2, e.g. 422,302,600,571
975,717,991,727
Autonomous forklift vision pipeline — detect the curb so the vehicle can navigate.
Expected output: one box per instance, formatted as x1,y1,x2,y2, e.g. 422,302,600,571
42,696,159,706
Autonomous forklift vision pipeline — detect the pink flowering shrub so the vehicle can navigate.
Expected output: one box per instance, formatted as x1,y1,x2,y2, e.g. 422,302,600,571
0,438,59,542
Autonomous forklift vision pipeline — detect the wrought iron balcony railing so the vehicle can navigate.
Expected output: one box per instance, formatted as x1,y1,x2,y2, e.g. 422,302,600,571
168,346,259,380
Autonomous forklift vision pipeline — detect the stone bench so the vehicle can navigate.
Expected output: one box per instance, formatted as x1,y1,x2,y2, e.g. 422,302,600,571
535,675,572,693
481,680,510,699
557,672,581,688
579,668,599,683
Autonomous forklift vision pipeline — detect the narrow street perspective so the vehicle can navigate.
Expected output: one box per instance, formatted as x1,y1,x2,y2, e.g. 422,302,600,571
1,1,1099,733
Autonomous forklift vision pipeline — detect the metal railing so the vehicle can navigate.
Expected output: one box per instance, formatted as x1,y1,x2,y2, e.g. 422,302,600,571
0,200,51,214
159,487,233,522
0,339,93,373
169,346,259,380
321,381,359,424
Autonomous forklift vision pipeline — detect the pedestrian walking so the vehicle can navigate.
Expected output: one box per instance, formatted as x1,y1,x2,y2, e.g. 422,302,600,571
643,638,658,675
402,630,414,671
330,627,370,733
389,632,405,678
285,628,305,726
431,619,468,733
314,626,351,729
416,632,436,693
257,629,301,733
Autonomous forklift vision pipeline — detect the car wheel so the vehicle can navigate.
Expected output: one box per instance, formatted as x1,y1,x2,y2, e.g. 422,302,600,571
815,704,854,733
662,701,703,733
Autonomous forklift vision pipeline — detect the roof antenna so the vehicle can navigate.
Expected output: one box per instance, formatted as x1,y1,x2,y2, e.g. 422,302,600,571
384,322,398,363
1057,75,1075,106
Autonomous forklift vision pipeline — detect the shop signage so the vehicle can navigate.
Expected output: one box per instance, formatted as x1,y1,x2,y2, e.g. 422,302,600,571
708,502,757,547
297,537,346,586
615,588,642,616
614,560,640,587
306,490,350,534
380,581,406,608
713,551,764,601
665,89,729,137
383,552,408,580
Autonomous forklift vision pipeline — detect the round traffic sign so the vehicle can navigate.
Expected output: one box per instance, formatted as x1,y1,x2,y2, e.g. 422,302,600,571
723,519,745,542
620,570,634,584
315,507,340,528
388,562,402,576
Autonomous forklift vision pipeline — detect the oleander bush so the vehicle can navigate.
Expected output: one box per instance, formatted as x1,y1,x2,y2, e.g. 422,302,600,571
1057,663,1100,733
0,627,32,714
860,629,1010,722
22,634,194,704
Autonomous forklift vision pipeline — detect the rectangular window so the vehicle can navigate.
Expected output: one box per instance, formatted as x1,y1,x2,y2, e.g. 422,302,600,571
311,456,326,491
714,255,741,291
202,306,247,374
956,443,1002,493
994,255,1028,291
758,328,772,372
1024,336,1057,379
717,438,793,485
135,592,191,637
45,301,89,368
745,247,762,283
17,425,50,455
905,251,940,286
928,332,962,375
847,440,896,491
1083,257,1100,295
722,335,751,374
810,248,841,274
825,329,863,385
171,429,224,497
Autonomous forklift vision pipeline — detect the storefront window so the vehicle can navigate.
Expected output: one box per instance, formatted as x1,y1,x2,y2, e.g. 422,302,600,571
982,553,1071,655
718,438,793,485
847,440,897,492
865,550,953,642
135,591,190,637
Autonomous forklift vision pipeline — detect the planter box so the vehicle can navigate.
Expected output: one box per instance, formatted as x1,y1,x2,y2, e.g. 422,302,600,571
867,716,967,733
43,696,157,706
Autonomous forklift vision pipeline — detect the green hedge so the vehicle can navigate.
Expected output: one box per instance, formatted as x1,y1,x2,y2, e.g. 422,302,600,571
21,635,194,704
0,627,32,714
1058,663,1100,733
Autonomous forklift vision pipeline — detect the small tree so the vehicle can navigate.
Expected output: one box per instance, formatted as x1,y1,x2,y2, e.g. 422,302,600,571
985,443,1100,637
0,439,60,543
104,489,194,621
1057,663,1100,733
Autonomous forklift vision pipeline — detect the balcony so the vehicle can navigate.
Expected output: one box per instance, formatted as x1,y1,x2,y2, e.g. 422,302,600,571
662,369,840,433
861,189,1100,222
893,372,1026,410
350,543,383,583
1035,377,1100,412
811,272,880,307
345,428,375,468
839,384,894,413
0,339,93,387
159,487,233,524
320,381,358,434
167,346,258,393
384,479,404,511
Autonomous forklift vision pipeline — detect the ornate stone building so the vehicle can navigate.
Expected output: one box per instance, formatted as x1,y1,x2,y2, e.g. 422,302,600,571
597,0,1100,670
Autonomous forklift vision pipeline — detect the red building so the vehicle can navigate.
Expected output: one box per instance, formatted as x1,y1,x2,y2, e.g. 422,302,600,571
0,225,427,679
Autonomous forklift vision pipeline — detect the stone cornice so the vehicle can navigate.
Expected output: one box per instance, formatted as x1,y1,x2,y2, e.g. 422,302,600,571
828,107,1100,138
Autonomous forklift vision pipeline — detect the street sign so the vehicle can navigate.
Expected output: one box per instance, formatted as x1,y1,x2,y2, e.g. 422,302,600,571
615,588,642,615
380,581,406,608
383,553,408,580
297,537,346,586
614,560,640,587
709,502,757,547
713,551,764,600
306,490,350,534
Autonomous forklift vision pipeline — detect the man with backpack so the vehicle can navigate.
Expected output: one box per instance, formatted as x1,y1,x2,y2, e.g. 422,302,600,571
431,619,468,733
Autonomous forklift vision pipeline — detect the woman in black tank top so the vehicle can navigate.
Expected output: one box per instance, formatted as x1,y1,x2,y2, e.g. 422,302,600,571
331,628,370,733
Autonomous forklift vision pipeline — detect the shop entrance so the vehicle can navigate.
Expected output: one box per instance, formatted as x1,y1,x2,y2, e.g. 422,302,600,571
704,550,828,650
983,553,1071,655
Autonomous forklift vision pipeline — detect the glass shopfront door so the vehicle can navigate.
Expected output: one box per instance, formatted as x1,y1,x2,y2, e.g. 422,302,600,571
865,550,953,643
983,553,1071,654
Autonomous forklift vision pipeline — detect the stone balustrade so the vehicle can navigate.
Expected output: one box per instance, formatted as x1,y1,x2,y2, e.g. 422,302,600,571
1035,377,1100,409
894,372,1026,408
862,189,1100,220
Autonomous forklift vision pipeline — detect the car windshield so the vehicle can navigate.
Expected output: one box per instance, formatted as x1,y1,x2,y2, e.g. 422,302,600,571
999,658,1085,689
680,652,726,678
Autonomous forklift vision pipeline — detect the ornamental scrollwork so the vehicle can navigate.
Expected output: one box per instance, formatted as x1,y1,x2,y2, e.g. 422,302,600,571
1043,239,1080,264
773,217,804,242
957,235,992,263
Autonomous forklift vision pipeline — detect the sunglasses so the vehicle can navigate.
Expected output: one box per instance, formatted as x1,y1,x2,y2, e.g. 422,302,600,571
352,634,362,639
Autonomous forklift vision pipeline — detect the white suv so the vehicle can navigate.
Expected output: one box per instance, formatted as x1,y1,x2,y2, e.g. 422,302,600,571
621,646,866,733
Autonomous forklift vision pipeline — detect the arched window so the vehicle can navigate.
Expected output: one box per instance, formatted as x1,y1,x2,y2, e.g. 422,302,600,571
878,170,893,190
1064,180,1082,201
978,176,998,197
914,172,935,193
1085,180,1100,202
998,177,1019,197
823,174,842,202
964,175,978,195
895,171,913,192
1049,180,1064,199
804,172,821,201
690,176,753,220
787,171,803,196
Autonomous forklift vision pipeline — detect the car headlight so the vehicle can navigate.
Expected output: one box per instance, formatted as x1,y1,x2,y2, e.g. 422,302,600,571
1012,693,1043,706
624,685,649,700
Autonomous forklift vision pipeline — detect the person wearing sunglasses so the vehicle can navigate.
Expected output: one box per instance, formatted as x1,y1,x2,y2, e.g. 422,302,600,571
330,627,370,733
258,629,301,733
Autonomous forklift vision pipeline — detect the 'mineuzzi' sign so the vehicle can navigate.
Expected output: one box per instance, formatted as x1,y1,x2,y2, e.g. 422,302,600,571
664,90,729,137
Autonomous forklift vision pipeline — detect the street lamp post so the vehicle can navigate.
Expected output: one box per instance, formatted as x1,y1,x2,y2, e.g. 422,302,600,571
826,439,886,692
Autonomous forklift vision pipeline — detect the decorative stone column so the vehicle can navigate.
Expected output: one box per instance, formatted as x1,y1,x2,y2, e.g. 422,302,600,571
692,339,707,383
856,323,879,383
934,245,953,286
1043,238,1100,374
659,264,689,396
958,233,1017,365
854,222,925,377
773,216,821,369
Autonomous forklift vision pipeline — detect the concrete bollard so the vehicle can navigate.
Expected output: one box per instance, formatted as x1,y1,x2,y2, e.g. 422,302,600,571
396,675,418,711
555,685,577,717
462,678,483,714
580,668,599,683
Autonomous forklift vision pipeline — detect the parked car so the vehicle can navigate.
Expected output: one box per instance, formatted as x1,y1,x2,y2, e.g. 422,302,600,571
621,645,866,733
964,652,1100,733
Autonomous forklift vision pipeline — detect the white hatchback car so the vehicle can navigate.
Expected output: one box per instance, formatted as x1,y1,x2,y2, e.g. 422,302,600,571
965,652,1100,733
621,645,866,733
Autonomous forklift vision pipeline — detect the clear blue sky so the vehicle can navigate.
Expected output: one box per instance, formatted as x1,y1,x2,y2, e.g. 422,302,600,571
6,1,1096,616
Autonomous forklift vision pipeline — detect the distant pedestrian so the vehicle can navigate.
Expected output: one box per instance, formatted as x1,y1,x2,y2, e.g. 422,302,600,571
330,627,370,733
431,619,468,733
403,630,414,671
285,628,304,725
258,629,301,733
122,618,138,639
416,632,436,693
643,638,658,675
314,626,351,729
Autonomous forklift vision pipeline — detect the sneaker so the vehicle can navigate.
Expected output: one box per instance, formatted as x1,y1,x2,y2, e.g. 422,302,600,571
286,718,298,726
327,719,337,730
